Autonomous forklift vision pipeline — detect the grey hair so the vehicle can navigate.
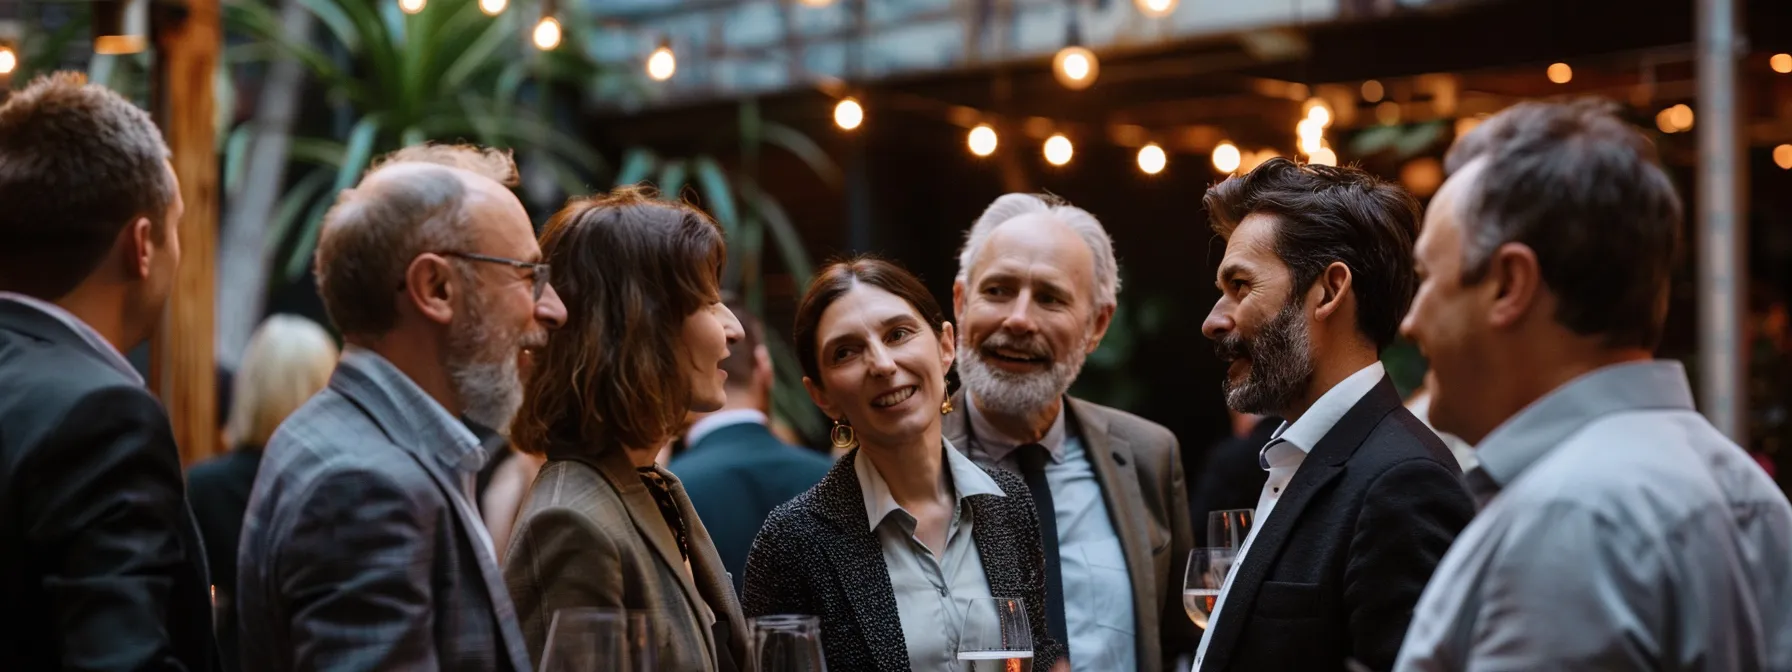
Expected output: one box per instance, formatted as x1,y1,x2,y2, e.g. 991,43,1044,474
954,193,1121,308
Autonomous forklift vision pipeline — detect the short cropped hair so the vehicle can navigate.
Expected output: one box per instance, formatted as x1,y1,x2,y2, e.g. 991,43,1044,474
226,315,339,448
1205,157,1422,350
1444,100,1682,349
0,72,174,299
314,144,518,337
957,193,1121,309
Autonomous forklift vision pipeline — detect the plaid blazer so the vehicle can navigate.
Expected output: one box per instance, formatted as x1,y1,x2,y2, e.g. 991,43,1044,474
237,349,532,671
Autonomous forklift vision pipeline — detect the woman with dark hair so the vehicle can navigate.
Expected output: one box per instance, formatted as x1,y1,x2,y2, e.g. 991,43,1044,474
503,187,749,671
742,255,1064,672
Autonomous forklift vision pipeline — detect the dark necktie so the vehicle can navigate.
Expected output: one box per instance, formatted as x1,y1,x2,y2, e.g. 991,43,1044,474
1016,443,1069,652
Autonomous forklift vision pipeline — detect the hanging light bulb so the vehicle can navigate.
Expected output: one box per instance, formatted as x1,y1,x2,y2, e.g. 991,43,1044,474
1052,46,1098,90
1547,62,1572,84
1212,142,1242,173
1361,80,1384,103
1297,118,1325,155
1137,144,1167,175
1135,0,1177,18
1043,134,1073,166
1309,147,1338,167
834,98,863,131
1304,98,1332,127
532,16,562,50
1774,53,1792,74
1775,144,1792,170
398,0,426,14
0,46,15,76
646,41,676,81
968,124,998,157
479,0,506,15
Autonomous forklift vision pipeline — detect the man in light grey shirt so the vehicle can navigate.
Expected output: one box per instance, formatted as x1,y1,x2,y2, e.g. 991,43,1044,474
1396,99,1792,671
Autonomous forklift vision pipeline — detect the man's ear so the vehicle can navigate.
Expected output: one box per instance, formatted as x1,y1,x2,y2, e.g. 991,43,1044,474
403,254,458,326
1085,302,1115,354
1486,242,1543,330
1313,261,1354,322
121,217,154,279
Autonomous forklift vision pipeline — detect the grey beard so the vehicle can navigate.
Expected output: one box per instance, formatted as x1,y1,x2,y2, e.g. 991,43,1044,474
1218,302,1314,416
956,337,1087,418
446,292,524,432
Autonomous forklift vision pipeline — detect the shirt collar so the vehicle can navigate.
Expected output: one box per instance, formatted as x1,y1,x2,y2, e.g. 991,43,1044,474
0,292,142,386
685,408,767,447
1263,361,1385,467
340,345,488,474
1474,360,1696,490
965,391,1068,464
856,436,1005,532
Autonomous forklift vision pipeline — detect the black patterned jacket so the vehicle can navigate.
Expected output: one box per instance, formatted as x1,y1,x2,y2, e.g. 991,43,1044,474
742,445,1067,672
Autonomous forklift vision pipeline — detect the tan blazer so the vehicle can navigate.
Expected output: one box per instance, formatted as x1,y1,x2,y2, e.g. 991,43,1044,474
502,444,751,672
944,392,1196,672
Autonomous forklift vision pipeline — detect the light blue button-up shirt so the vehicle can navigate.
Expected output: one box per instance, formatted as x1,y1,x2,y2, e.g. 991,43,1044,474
858,439,1006,671
964,396,1137,672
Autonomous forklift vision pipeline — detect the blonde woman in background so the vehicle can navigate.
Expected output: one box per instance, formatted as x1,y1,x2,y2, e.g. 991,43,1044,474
187,314,338,671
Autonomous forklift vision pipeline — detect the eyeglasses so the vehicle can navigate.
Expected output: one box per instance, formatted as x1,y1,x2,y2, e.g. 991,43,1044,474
438,251,552,301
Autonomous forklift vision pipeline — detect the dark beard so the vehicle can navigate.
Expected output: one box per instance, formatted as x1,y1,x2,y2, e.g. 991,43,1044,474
1215,301,1314,415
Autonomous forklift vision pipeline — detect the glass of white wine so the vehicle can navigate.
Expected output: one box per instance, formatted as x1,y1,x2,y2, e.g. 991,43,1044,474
1184,548,1236,630
957,596,1033,672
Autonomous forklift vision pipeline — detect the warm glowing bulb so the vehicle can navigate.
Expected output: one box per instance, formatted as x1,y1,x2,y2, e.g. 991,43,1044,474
968,125,998,157
1304,99,1332,127
798,0,832,5
399,0,425,14
647,45,676,81
1547,62,1572,84
1212,142,1241,173
1052,46,1098,90
834,98,863,130
0,48,15,75
1135,0,1177,18
1663,103,1694,132
1775,144,1792,170
1361,80,1383,102
479,0,505,15
1044,134,1073,166
1309,147,1337,167
1297,118,1325,155
1137,144,1167,174
532,16,562,50
1773,53,1792,74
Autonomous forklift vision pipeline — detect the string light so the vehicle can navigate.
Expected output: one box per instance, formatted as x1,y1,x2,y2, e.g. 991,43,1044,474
1135,0,1177,18
1137,143,1166,174
1361,80,1384,103
1657,103,1694,133
0,46,15,75
1052,46,1098,90
1297,118,1325,155
1212,142,1241,173
1309,147,1337,167
532,16,561,50
1773,54,1792,74
1775,144,1792,170
834,98,863,130
646,41,676,81
399,0,426,13
1375,101,1401,125
1044,134,1073,166
968,125,998,157
1304,98,1332,127
1547,62,1572,84
479,0,506,16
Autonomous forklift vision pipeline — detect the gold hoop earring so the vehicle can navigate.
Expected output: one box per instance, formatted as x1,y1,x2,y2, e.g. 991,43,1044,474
830,418,858,450
941,394,953,415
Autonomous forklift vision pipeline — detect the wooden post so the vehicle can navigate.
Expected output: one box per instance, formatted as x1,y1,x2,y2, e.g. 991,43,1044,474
150,0,219,466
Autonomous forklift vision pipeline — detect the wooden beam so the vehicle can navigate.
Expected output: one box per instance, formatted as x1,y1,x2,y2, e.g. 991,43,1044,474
150,0,219,466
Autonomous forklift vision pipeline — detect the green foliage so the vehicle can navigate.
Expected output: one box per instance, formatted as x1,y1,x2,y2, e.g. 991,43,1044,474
1071,273,1176,411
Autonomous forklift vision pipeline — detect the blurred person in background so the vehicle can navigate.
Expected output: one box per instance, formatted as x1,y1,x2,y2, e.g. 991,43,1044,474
743,256,1065,671
1195,158,1474,672
1187,409,1277,532
948,193,1194,672
1402,370,1476,472
238,144,562,672
503,189,750,672
669,297,833,594
1396,100,1792,671
0,72,215,671
188,314,338,671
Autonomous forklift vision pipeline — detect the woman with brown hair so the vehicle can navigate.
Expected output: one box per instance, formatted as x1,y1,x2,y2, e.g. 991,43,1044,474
502,187,749,671
742,255,1064,672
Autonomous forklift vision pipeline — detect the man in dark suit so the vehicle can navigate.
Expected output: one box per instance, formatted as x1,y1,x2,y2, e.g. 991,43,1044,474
1193,158,1475,671
0,72,215,671
237,144,566,671
669,301,832,594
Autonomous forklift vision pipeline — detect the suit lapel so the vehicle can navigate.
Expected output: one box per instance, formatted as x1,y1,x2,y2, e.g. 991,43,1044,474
808,451,911,672
1065,398,1159,656
667,470,747,671
1201,376,1402,671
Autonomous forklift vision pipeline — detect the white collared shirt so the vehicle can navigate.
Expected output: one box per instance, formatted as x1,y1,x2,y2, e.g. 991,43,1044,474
684,408,767,448
1195,361,1385,670
0,292,142,385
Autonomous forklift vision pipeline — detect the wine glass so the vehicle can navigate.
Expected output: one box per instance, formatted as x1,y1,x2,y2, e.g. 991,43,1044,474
749,614,826,672
1184,548,1235,630
1207,508,1254,549
957,597,1033,671
538,607,626,672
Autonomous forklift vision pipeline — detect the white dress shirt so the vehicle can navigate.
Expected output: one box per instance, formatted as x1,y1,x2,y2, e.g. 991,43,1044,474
964,395,1138,672
1195,361,1385,670
0,292,142,385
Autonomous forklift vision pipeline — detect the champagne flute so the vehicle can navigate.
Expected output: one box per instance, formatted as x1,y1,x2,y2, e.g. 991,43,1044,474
1207,508,1254,549
1184,548,1235,630
957,597,1033,672
538,607,626,672
749,614,826,672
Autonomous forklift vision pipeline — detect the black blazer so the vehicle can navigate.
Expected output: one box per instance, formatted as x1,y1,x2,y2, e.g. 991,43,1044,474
742,446,1067,672
0,301,216,671
1200,376,1474,672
